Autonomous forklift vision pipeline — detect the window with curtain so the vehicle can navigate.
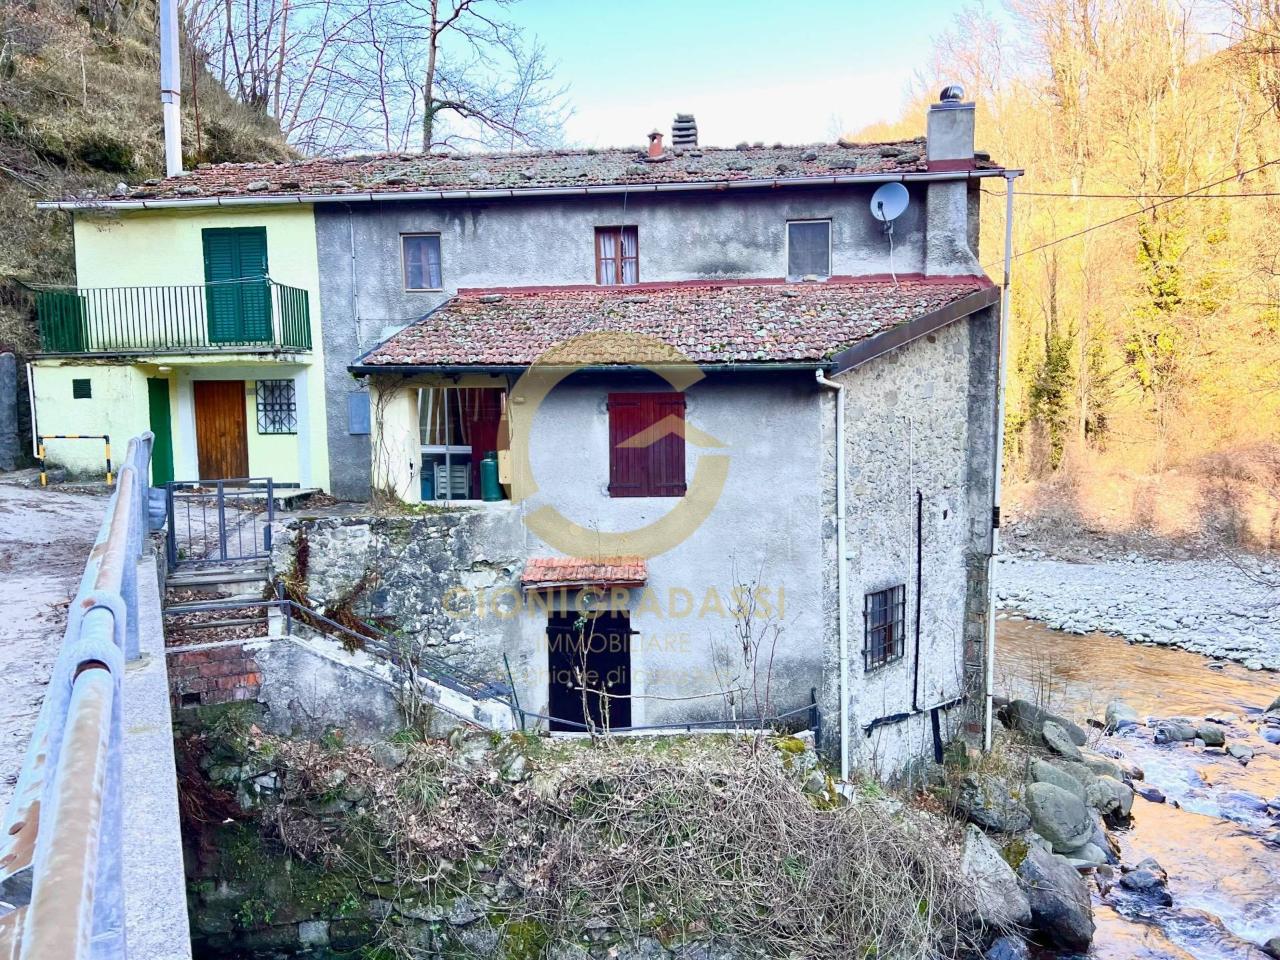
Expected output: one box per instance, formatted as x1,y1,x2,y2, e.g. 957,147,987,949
595,226,639,285
402,234,443,290
787,220,831,279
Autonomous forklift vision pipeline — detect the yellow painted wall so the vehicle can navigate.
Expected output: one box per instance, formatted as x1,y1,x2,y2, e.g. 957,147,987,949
70,206,330,490
244,379,300,481
31,364,151,479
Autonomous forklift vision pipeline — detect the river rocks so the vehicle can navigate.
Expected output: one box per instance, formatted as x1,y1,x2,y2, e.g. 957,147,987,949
1026,781,1094,853
959,825,1033,931
1017,845,1095,951
1105,700,1140,730
1266,695,1280,713
985,935,1031,960
1004,700,1088,747
955,773,1033,834
1154,721,1198,744
1042,721,1083,760
1227,743,1254,763
1264,935,1280,959
1196,723,1226,747
1086,775,1134,821
1262,727,1280,745
1118,857,1173,906
1136,784,1166,803
1031,759,1086,801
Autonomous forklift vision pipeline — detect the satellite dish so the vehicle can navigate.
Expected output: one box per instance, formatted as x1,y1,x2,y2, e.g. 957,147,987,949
870,182,910,223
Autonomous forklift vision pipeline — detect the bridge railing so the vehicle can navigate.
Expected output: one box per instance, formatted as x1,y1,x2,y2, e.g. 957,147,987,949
0,433,156,960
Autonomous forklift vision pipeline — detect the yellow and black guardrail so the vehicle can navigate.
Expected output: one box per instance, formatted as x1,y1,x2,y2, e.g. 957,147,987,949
37,434,113,487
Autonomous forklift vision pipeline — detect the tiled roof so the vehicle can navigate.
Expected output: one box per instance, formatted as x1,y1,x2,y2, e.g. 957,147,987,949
521,556,648,589
110,139,997,202
355,276,995,368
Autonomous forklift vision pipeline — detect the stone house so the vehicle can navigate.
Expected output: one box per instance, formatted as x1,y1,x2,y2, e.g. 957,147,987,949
36,89,1016,776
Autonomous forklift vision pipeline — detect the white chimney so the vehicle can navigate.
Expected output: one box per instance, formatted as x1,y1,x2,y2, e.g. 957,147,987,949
159,0,182,177
923,84,980,276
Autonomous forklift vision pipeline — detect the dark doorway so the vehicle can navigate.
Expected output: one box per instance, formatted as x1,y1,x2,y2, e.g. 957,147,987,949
194,380,249,480
547,611,632,732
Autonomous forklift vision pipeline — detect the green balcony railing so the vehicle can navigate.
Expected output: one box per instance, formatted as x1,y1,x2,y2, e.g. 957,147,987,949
34,279,312,355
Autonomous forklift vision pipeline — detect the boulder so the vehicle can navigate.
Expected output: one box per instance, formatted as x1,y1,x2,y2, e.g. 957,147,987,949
1264,936,1280,960
1079,752,1123,781
1105,700,1140,730
955,774,1033,834
1086,775,1134,821
1017,845,1095,951
1026,781,1093,853
1196,724,1226,747
1135,785,1166,803
985,935,1031,960
1064,842,1109,867
1266,695,1280,713
960,825,1033,931
1228,743,1254,763
1042,721,1083,761
1031,759,1086,801
1005,700,1088,746
1118,857,1172,907
1154,721,1198,744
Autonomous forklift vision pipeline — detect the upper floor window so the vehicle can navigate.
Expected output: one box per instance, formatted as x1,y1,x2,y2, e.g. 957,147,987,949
403,234,443,291
787,219,831,280
596,226,639,285
608,392,686,497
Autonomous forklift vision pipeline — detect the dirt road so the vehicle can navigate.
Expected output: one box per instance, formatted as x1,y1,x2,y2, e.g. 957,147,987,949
0,473,106,811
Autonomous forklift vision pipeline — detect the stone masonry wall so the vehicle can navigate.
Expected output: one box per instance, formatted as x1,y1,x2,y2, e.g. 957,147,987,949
820,307,998,778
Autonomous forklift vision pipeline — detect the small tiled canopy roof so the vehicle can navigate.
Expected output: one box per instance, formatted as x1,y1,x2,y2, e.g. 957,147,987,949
521,556,648,590
355,276,995,369
103,139,999,202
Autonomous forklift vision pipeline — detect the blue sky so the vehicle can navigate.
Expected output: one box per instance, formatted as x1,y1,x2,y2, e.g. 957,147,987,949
505,0,965,148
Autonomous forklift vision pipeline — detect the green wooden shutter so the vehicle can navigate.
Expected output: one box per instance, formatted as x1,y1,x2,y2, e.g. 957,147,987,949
38,290,89,353
203,227,271,344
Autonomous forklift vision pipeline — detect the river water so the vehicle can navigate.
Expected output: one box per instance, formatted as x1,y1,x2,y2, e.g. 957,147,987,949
997,617,1280,960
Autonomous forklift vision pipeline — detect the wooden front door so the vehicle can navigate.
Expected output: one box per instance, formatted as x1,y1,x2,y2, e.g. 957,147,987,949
194,380,249,480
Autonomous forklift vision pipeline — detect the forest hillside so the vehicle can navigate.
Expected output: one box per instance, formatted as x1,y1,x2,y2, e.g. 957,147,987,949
0,0,288,362
858,1,1280,551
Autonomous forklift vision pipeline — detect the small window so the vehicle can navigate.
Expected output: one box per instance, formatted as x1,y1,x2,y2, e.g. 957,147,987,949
863,585,906,671
402,234,443,290
608,392,686,498
347,391,371,435
256,379,297,434
72,378,92,399
595,226,639,285
787,219,831,280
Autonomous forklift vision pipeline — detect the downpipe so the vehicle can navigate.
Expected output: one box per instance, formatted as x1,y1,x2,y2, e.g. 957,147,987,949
984,171,1018,751
815,369,850,781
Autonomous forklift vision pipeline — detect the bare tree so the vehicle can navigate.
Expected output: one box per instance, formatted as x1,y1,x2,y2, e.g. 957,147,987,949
184,0,567,154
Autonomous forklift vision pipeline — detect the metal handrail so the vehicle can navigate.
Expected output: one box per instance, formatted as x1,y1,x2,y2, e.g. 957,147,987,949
0,433,155,959
33,280,311,355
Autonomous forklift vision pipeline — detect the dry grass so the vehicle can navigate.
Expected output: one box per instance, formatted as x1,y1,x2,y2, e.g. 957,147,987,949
257,733,987,960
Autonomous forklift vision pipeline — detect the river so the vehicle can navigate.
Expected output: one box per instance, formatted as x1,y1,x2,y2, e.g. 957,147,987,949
997,616,1280,960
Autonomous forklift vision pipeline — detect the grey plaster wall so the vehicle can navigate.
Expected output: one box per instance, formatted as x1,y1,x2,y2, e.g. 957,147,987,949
277,370,826,729
314,184,936,499
819,307,998,778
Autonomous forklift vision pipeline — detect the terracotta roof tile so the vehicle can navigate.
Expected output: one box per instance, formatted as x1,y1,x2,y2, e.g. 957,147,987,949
106,140,998,202
356,276,994,368
521,556,648,589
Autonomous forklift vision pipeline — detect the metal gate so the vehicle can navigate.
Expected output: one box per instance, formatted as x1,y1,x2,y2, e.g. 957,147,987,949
165,478,275,567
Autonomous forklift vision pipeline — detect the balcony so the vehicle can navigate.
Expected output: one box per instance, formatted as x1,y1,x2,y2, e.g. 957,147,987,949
34,280,312,355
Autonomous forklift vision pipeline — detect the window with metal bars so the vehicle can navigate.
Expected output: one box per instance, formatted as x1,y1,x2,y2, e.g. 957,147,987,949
255,379,297,434
863,584,906,670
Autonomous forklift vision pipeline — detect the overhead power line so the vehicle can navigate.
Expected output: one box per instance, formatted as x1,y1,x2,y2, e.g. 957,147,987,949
983,189,1280,199
988,157,1280,266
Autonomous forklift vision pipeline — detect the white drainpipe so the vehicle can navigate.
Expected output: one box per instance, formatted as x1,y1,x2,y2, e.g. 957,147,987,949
159,0,182,177
984,171,1017,750
815,369,850,780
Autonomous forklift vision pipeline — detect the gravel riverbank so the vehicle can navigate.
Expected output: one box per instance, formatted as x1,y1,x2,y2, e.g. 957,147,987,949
994,549,1280,671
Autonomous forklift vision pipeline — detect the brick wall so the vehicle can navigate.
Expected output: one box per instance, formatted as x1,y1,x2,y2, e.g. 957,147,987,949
168,643,262,709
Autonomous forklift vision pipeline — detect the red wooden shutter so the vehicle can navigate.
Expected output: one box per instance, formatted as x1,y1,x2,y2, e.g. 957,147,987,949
608,393,686,497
